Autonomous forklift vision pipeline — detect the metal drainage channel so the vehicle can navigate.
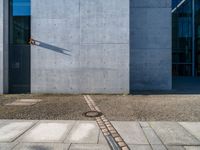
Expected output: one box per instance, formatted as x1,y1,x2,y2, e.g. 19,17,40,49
83,95,130,150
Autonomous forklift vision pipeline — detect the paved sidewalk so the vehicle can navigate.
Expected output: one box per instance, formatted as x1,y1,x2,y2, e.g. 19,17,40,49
0,120,200,150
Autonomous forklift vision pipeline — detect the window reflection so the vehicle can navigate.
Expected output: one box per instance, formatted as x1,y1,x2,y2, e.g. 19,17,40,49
13,0,30,16
172,0,193,76
172,0,185,9
10,0,30,45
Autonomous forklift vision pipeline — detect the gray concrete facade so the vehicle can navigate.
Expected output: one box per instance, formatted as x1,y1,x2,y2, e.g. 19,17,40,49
0,0,172,93
130,0,172,91
0,0,9,94
31,0,130,93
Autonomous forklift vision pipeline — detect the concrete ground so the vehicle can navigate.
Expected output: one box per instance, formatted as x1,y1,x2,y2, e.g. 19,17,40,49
1,94,200,149
0,120,200,150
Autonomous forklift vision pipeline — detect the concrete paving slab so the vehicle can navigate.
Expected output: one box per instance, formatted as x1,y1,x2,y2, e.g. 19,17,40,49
17,99,42,103
150,122,200,145
98,132,107,144
5,102,36,106
142,127,163,145
22,121,75,142
179,122,200,141
0,120,7,126
140,122,150,128
0,143,18,150
65,121,99,144
167,146,185,150
129,145,152,150
0,121,35,142
69,144,110,150
5,99,42,106
13,143,70,150
184,146,200,150
151,145,167,150
112,121,149,144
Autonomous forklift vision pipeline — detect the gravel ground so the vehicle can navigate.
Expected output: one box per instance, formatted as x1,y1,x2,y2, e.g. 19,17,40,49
0,94,92,120
92,95,200,121
1,94,200,121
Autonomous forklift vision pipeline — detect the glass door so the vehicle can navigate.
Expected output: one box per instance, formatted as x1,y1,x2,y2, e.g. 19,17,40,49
9,0,31,93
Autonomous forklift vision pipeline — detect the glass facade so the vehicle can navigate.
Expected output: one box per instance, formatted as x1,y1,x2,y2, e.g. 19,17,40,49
195,0,200,75
9,0,31,93
10,0,30,45
172,0,200,76
172,0,193,76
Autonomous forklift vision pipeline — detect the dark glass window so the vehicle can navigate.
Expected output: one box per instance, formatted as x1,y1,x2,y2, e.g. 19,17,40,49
9,0,31,93
195,0,200,75
172,0,193,76
10,0,30,45
172,0,185,9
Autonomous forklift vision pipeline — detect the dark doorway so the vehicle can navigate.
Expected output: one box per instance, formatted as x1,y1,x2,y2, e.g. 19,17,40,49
9,0,31,93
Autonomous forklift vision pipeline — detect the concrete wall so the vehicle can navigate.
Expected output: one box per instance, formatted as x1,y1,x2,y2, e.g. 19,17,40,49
3,0,9,94
31,0,130,93
130,0,172,91
0,0,3,94
0,0,9,94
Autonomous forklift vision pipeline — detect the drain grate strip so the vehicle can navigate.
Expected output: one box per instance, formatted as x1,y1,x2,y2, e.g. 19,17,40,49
84,95,130,150
106,135,121,150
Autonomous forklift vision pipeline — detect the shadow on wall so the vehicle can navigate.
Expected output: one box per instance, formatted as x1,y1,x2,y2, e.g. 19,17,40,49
31,39,71,56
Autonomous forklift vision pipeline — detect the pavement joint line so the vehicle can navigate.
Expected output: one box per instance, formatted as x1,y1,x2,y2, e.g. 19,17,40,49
139,125,154,150
10,142,20,150
10,120,39,143
67,143,72,150
84,95,130,150
145,123,168,150
178,122,200,143
62,121,77,143
97,128,101,144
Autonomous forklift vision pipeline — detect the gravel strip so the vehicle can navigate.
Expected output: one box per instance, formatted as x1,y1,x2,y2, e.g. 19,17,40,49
93,95,200,121
0,94,92,120
1,94,200,121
